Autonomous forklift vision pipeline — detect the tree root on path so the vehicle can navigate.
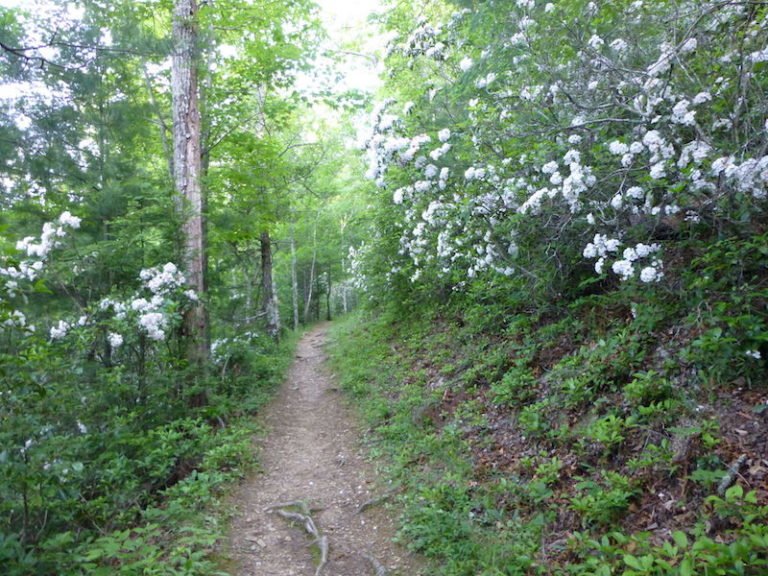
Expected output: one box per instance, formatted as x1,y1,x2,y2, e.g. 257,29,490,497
265,500,314,515
362,551,388,576
356,488,401,514
266,502,328,576
266,501,390,576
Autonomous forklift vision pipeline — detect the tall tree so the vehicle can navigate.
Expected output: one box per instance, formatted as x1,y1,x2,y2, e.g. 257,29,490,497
171,0,208,366
260,230,280,339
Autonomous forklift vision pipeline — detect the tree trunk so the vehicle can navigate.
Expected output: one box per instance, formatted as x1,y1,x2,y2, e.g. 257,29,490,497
326,265,332,321
302,217,317,324
339,216,348,314
172,0,209,370
260,230,280,341
290,221,299,331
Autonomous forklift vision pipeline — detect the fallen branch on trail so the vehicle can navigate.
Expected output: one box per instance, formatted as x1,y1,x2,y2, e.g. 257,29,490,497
267,501,328,576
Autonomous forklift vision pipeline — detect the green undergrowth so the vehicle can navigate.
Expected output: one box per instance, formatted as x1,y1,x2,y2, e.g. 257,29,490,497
328,283,768,576
1,330,299,576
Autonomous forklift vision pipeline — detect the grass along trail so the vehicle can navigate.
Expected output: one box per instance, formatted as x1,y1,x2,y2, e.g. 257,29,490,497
226,324,423,576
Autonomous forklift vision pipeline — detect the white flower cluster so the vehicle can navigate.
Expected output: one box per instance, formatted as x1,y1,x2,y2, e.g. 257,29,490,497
100,297,128,319
46,261,194,345
139,262,187,296
50,319,70,340
16,212,81,260
211,331,260,363
347,244,370,292
108,332,123,348
611,244,663,283
126,262,194,341
362,0,768,290
364,104,436,187
138,312,167,341
2,309,33,333
671,99,695,126
401,19,445,60
519,148,596,215
0,211,81,295
710,155,768,200
583,236,662,282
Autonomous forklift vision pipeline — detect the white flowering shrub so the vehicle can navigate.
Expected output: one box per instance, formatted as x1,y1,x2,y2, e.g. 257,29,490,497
0,213,214,563
1,215,197,354
357,0,768,300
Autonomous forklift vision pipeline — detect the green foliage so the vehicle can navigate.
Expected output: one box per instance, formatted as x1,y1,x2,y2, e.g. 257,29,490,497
0,327,293,573
568,488,768,576
570,472,638,527
490,364,537,406
579,414,627,453
0,0,330,569
330,305,768,575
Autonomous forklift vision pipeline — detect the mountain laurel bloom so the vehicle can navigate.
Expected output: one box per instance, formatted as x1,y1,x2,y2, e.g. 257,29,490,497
639,265,662,283
610,38,629,53
108,332,124,348
542,161,558,174
58,211,81,229
139,312,167,341
360,2,768,290
50,320,70,340
587,34,604,50
609,141,629,155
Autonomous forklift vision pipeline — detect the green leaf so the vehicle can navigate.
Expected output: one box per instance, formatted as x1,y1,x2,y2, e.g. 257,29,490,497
84,548,104,561
672,531,689,549
679,557,694,576
624,555,643,570
725,484,744,501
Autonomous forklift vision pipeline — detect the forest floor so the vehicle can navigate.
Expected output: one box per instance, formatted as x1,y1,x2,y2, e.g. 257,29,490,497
225,324,424,576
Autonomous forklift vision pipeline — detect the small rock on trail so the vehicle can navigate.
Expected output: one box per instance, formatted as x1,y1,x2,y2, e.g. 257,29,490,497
226,324,424,576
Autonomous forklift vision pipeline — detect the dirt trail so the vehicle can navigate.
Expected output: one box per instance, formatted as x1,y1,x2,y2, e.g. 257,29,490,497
227,324,423,576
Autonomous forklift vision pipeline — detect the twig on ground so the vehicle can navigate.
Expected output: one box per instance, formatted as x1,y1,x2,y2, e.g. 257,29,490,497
717,454,747,496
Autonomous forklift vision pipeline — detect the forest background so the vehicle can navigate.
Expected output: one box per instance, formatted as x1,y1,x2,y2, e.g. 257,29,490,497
1,0,768,574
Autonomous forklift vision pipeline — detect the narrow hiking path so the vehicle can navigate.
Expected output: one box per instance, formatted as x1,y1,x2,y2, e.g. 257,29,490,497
227,324,423,576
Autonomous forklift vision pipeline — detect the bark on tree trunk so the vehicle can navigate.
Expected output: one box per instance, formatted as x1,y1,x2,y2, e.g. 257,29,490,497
290,221,299,331
260,230,280,341
172,0,209,371
339,216,348,314
302,217,317,324
326,265,332,321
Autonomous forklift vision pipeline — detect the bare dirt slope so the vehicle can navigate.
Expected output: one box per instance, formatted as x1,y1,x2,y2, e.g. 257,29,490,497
227,324,423,576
